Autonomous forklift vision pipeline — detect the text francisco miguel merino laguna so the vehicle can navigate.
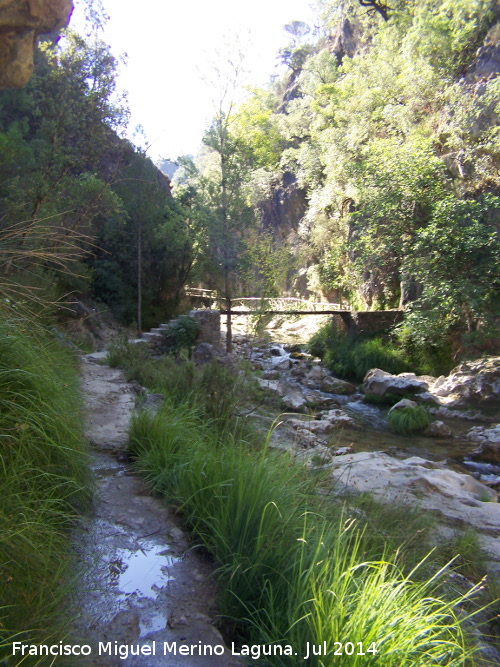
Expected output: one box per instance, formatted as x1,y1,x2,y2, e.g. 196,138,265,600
13,640,378,660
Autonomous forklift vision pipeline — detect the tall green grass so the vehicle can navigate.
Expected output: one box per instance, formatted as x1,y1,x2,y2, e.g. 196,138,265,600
129,402,480,665
308,323,410,381
0,318,91,662
117,332,486,666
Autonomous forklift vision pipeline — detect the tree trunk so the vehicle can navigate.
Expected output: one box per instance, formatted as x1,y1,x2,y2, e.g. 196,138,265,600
221,130,232,354
225,279,232,354
137,219,142,338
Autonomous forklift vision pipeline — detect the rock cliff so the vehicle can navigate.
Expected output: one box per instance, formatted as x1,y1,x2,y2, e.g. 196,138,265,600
0,0,72,89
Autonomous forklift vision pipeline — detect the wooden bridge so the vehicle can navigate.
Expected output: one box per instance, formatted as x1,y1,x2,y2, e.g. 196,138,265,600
185,290,352,314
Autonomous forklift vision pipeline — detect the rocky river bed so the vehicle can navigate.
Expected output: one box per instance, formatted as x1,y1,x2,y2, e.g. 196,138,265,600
212,329,500,583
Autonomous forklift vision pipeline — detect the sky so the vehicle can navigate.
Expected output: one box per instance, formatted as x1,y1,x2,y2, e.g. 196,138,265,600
70,0,317,162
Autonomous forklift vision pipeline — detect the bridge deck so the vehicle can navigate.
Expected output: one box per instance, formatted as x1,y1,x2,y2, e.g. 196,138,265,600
220,310,350,315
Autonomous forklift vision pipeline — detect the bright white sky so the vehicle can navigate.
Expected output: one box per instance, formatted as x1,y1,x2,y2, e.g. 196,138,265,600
70,0,317,162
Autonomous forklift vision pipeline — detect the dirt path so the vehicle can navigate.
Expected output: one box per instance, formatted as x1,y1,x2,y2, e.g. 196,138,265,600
67,352,243,667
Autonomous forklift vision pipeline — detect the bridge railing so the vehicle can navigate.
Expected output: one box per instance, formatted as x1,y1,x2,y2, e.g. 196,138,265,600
185,290,351,313
231,297,351,311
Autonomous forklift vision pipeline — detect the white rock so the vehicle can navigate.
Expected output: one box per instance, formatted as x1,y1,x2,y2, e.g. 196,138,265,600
388,398,419,414
363,369,429,397
306,365,326,382
330,451,498,509
321,409,355,428
257,378,288,397
283,392,307,411
429,356,500,408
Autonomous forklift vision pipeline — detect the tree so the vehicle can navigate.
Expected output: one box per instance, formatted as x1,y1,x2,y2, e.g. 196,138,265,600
403,195,500,346
199,36,255,353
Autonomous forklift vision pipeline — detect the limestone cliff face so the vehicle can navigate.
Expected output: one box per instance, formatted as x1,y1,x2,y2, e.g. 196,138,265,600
258,171,307,242
0,0,73,89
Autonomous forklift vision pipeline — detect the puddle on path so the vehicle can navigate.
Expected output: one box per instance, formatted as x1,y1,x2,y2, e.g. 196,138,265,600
114,543,178,599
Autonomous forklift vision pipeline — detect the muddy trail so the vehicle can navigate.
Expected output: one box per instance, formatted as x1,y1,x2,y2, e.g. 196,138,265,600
67,352,243,667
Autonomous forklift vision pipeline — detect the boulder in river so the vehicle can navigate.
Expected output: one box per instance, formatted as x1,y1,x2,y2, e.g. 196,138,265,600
320,375,356,395
320,408,355,428
423,420,453,438
388,398,419,414
283,391,307,412
363,369,430,398
303,389,326,407
468,424,500,463
305,365,327,384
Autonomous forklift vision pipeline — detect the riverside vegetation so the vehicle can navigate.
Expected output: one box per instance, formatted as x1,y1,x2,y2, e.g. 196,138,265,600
0,319,91,663
107,338,497,666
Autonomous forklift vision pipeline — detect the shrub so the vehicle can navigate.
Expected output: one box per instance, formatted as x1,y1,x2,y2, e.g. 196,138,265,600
351,338,410,378
388,404,430,435
308,323,410,380
159,315,200,355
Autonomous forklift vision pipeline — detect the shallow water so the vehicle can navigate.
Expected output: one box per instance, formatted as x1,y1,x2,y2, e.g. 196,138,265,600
255,342,500,484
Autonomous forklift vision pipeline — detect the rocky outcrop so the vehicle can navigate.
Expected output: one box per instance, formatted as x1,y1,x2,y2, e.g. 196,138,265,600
431,357,500,408
258,172,307,243
466,22,500,83
0,0,73,89
363,357,500,410
327,16,360,65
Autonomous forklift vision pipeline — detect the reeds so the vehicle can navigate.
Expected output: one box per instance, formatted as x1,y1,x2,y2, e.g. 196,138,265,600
129,399,480,666
0,319,91,662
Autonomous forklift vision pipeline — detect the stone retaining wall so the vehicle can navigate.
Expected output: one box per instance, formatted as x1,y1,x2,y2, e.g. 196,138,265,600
189,309,221,347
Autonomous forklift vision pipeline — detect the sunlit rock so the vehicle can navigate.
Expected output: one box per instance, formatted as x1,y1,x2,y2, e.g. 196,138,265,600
0,0,73,89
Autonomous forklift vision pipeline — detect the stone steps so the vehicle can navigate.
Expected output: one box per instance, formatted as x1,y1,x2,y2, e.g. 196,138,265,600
140,332,159,342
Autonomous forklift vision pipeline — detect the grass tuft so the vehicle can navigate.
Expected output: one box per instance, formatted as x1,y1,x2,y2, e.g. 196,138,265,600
388,404,430,435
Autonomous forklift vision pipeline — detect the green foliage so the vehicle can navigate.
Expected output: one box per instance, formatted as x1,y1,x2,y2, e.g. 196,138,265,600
388,404,430,434
92,152,197,328
308,322,410,380
106,339,259,430
0,319,91,658
266,0,500,349
402,195,500,349
229,88,283,170
241,231,294,299
396,321,456,376
0,29,198,328
159,315,200,355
